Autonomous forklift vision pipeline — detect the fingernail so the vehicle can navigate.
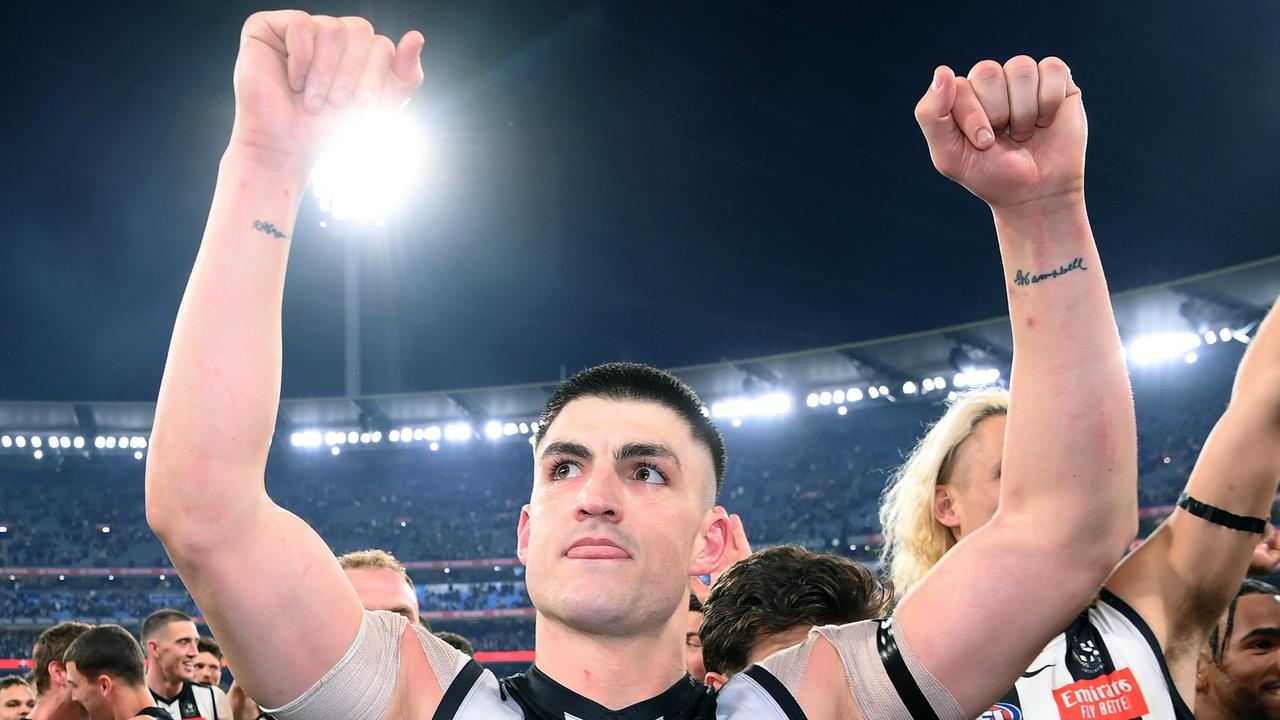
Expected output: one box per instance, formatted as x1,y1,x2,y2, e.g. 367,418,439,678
932,69,944,91
976,128,994,145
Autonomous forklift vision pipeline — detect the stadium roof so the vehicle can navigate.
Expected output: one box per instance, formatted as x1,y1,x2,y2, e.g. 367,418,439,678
0,255,1274,439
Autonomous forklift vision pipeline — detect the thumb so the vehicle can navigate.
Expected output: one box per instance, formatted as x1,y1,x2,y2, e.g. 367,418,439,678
913,66,960,146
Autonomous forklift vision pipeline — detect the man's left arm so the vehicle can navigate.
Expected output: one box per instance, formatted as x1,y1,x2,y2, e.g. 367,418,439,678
1107,297,1280,675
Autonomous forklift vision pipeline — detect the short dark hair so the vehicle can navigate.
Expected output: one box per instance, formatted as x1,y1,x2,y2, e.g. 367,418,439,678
63,625,146,688
689,593,703,613
0,676,30,693
196,636,222,660
700,545,892,676
1209,578,1280,665
31,622,92,696
534,363,726,496
141,609,194,646
433,631,474,657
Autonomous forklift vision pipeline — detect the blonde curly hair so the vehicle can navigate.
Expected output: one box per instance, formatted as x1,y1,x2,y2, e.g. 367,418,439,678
878,388,1008,595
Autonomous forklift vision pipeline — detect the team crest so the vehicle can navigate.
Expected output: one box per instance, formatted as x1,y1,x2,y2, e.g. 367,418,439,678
978,703,1022,720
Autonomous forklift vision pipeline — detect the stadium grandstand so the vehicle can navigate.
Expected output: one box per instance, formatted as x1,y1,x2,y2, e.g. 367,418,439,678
2,255,1276,681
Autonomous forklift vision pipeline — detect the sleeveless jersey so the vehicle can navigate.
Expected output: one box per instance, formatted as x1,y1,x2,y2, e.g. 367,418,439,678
151,681,220,720
975,590,1194,720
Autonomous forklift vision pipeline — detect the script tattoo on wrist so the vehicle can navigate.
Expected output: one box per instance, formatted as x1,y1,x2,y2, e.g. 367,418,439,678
1014,257,1087,287
252,220,287,239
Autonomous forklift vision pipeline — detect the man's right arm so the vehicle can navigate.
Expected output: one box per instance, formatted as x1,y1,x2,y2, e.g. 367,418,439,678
144,11,434,712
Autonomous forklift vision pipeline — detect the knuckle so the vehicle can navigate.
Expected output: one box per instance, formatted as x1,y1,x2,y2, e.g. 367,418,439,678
342,16,374,35
968,60,1003,83
371,35,395,54
1003,55,1038,78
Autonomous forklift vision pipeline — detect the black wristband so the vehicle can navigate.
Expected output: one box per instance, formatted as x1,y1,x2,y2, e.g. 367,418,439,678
1177,492,1267,534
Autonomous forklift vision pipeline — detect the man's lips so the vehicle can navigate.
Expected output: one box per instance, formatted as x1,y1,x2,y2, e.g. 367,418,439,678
566,537,630,559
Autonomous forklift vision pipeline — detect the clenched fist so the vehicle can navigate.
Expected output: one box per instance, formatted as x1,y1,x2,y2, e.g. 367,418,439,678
915,56,1085,215
227,11,425,176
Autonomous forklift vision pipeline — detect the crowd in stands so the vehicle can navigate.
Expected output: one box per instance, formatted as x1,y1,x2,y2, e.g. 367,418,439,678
0,342,1246,657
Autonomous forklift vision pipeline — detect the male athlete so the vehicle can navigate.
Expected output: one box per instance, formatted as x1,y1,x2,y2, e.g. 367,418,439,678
27,622,92,720
147,10,1137,719
65,626,174,720
879,293,1280,719
142,612,231,720
1196,579,1280,719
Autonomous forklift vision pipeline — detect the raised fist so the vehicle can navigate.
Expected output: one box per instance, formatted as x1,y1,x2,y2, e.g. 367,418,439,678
915,56,1085,214
227,11,425,175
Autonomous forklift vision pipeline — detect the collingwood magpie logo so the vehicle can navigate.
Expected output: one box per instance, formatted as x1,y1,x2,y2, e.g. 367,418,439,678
1070,638,1105,675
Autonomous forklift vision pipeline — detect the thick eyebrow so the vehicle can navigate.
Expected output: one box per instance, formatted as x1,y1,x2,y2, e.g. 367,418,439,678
541,441,593,462
1237,627,1280,645
616,442,681,469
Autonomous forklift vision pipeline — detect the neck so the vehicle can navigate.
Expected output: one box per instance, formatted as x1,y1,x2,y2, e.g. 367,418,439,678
29,694,85,720
145,667,182,700
113,685,160,720
533,610,687,710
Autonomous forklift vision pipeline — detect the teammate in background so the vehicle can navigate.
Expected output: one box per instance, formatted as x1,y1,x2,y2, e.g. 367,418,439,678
1195,579,1280,720
1,677,36,720
141,612,231,720
193,638,223,689
686,512,752,683
433,633,474,657
684,595,706,683
27,622,92,720
147,9,1137,718
336,549,424,627
64,626,172,720
880,296,1280,718
698,545,892,690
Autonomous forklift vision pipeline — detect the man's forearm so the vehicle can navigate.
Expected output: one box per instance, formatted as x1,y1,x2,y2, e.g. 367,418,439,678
992,200,1137,548
1229,296,1280,420
146,151,306,542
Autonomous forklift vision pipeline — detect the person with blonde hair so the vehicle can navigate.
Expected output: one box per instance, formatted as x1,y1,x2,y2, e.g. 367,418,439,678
336,549,423,627
880,297,1280,719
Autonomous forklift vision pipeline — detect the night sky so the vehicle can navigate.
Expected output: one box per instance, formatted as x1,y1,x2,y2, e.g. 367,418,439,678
2,1,1276,402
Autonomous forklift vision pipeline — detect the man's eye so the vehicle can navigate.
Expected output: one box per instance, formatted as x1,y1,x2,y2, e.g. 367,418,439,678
552,461,582,481
636,464,668,485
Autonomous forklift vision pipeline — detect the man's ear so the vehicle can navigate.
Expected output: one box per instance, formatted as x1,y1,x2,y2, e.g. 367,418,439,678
516,505,532,565
1195,648,1214,695
49,660,67,686
689,506,730,577
703,671,728,692
933,484,960,529
98,673,113,697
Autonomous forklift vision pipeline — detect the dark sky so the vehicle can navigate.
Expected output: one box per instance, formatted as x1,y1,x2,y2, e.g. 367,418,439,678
1,1,1276,402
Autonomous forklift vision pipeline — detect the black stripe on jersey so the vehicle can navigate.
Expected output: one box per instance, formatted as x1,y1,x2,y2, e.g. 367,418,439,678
876,619,940,720
741,666,808,720
1099,588,1196,720
432,659,485,720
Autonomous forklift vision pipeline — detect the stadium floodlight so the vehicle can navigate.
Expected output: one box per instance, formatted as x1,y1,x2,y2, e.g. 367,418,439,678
60,436,71,448
531,422,540,433
425,426,442,442
33,449,43,460
922,378,935,393
1220,328,1232,342
94,436,105,449
15,436,26,448
31,437,42,449
847,388,863,402
412,428,425,441
371,431,383,443
107,575,114,581
311,110,427,225
837,405,848,416
503,422,518,436
73,436,84,449
330,446,341,456
0,526,6,534
101,526,110,534
359,432,371,444
118,436,128,449
484,421,503,439
868,386,880,399
519,422,530,435
712,393,792,419
347,431,359,444
48,436,58,449
878,385,890,396
134,451,144,460
806,393,820,408
58,575,65,581
430,442,440,452
819,392,832,406
388,430,401,442
902,381,918,395
1184,352,1198,364
290,433,303,447
1233,329,1252,344
399,427,413,441
934,376,947,390
731,418,742,428
158,574,165,581
445,422,472,442
1127,332,1202,365
1203,331,1217,345
0,436,9,448
105,437,116,449
832,390,846,404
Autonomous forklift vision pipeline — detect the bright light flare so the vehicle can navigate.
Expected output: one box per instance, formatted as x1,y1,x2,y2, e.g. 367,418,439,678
311,111,428,224
1127,332,1201,365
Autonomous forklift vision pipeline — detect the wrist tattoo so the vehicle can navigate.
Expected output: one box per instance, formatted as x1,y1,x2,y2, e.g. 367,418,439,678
1014,256,1087,287
252,220,288,239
